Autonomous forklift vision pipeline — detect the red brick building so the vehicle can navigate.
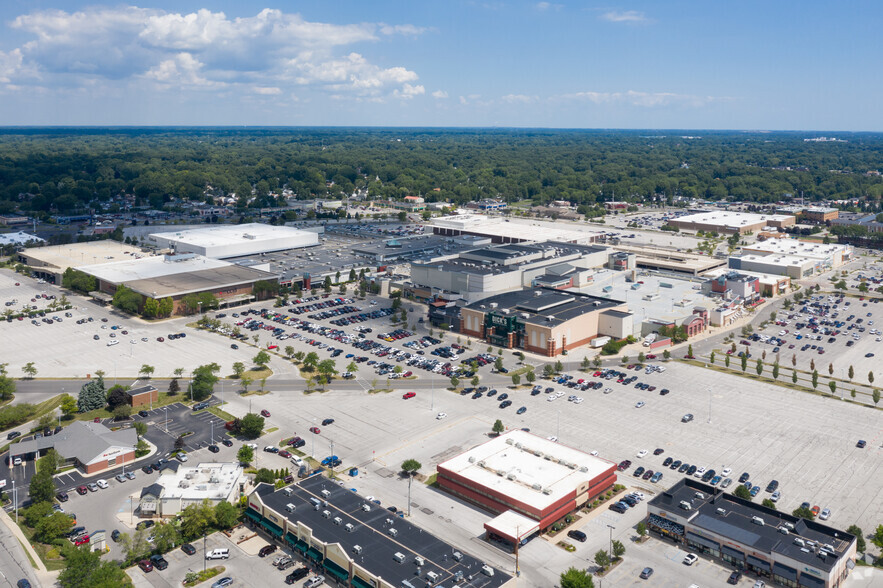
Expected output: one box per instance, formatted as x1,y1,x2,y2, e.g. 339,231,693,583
127,385,158,407
436,431,617,538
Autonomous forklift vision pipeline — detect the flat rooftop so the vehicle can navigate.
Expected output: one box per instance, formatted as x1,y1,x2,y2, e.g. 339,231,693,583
674,211,794,228
743,240,850,258
611,244,726,275
124,264,277,298
735,253,816,267
651,478,854,574
21,241,146,270
257,475,510,588
437,430,615,512
432,215,597,243
149,223,316,249
76,253,231,283
465,288,624,327
155,462,242,501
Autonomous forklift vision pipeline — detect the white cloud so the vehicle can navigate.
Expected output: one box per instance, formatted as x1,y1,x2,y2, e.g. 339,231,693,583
432,90,448,99
4,6,423,98
253,86,282,95
536,2,563,11
501,93,538,104
556,90,724,107
0,49,23,83
600,10,647,23
394,83,425,99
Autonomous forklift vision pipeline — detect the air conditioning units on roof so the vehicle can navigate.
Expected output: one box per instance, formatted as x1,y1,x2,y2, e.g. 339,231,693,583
542,487,552,495
505,438,514,445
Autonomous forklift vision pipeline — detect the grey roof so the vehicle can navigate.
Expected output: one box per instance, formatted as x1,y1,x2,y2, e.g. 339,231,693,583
127,385,156,398
9,421,137,465
141,483,164,499
255,476,511,588
466,288,625,327
649,478,855,573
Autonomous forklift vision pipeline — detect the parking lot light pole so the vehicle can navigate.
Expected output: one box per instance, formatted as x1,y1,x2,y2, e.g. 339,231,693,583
203,532,207,573
12,480,16,522
607,524,615,560
163,407,169,433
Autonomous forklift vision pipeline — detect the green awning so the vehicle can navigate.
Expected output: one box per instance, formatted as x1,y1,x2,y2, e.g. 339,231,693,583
261,519,283,537
324,558,348,575
294,540,308,554
285,532,298,546
352,576,373,588
245,509,262,523
323,562,349,583
306,547,323,561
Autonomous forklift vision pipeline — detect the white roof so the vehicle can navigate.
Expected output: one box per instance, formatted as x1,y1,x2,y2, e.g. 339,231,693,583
150,223,313,248
438,430,614,512
675,211,794,229
154,462,243,501
743,239,850,259
737,253,816,267
485,510,540,540
432,215,596,244
0,231,44,245
76,253,230,283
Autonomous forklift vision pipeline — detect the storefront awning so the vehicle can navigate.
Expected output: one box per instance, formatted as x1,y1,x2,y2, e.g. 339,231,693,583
686,532,720,550
323,561,349,583
261,519,283,537
306,547,323,561
285,532,298,546
747,555,769,570
294,540,308,554
245,509,262,523
721,545,744,560
773,562,798,581
798,572,825,588
352,576,373,588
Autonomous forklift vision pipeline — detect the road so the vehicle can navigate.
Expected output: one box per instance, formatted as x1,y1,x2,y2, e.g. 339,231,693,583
0,511,38,588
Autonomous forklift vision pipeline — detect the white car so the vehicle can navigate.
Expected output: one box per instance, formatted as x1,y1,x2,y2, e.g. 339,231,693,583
694,466,707,478
96,479,108,489
721,467,732,477
819,508,831,520
106,340,119,346
636,449,648,458
635,401,645,408
547,436,558,442
683,553,698,566
603,387,612,394
436,412,447,420
547,395,557,402
574,397,583,404
630,491,645,500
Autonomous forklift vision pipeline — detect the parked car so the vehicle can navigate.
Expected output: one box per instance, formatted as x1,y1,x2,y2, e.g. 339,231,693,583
640,567,654,579
567,530,587,542
258,544,277,557
137,559,153,573
181,543,196,555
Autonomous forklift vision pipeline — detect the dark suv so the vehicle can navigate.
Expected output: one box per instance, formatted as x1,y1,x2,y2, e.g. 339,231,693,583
567,530,587,542
149,554,168,571
286,568,309,584
258,544,277,557
765,480,779,493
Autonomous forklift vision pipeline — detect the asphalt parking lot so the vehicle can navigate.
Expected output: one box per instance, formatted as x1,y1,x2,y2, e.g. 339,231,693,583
0,270,276,381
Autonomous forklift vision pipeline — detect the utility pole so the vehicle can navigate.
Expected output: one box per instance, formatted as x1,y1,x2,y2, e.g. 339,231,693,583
607,524,615,561
407,473,412,518
514,524,520,577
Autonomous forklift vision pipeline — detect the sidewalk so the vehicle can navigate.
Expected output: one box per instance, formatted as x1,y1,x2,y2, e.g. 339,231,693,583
0,505,61,587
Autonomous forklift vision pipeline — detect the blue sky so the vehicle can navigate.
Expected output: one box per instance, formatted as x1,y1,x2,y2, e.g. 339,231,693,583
0,1,879,129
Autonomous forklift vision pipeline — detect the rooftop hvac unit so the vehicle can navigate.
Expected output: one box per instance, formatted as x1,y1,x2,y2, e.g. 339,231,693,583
477,461,486,468
778,526,790,535
531,483,542,491
751,516,765,526
542,487,552,495
353,545,362,554
579,466,588,473
507,473,517,481
333,517,342,525
415,556,425,566
481,565,495,577
514,443,523,449
568,463,577,470
534,290,542,297
345,523,355,533
521,313,531,319
452,551,463,562
321,510,331,518
716,508,726,516
362,503,371,512
468,456,476,463
179,481,189,489
505,438,515,446
490,302,498,309
388,528,398,537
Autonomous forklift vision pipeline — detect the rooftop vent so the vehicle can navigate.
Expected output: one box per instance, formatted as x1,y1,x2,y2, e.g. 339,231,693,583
751,516,765,526
542,487,552,495
716,508,726,516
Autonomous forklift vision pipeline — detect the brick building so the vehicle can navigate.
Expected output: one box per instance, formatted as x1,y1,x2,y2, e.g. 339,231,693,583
127,385,158,407
8,421,137,475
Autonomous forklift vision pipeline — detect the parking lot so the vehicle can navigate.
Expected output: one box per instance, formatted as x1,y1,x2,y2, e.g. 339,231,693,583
0,270,283,380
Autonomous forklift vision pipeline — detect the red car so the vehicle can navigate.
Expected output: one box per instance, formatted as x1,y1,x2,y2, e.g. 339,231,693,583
278,450,292,458
402,392,416,399
76,485,88,495
309,427,321,434
260,409,271,417
137,559,153,572
74,534,90,546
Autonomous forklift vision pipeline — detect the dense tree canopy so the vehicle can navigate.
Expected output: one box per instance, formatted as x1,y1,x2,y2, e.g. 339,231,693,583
0,129,881,219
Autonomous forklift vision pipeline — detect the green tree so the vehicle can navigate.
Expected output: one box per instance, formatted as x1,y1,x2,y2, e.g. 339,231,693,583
829,381,837,395
105,384,130,410
214,501,240,529
28,469,56,504
112,284,143,314
151,521,183,554
302,351,319,371
792,370,798,384
581,356,591,371
593,549,610,569
253,350,271,369
77,376,107,412
494,356,504,372
870,371,875,385
762,498,777,510
733,485,752,501
847,525,865,553
168,377,180,395
492,419,505,435
22,362,37,378
663,349,671,360
113,405,132,420
60,394,78,418
873,389,880,406
793,505,815,520
58,544,128,587
741,354,747,372
636,521,647,538
559,567,595,588
471,375,480,387
179,499,216,540
709,350,715,364
254,468,276,484
401,459,422,475
811,369,819,389
35,510,73,543
137,364,154,379
134,421,147,437
525,369,536,384
772,362,780,380
554,360,563,373
756,358,763,376
725,355,731,368
848,365,854,381
511,373,521,386
191,363,220,401
637,352,646,364
284,346,295,359
232,362,246,378
237,445,254,464
612,539,625,559
239,413,265,439
687,343,694,357
450,376,459,389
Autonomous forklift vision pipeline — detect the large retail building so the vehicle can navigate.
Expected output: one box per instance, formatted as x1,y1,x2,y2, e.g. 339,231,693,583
149,223,318,258
437,430,617,545
647,478,856,588
459,287,631,356
671,211,796,234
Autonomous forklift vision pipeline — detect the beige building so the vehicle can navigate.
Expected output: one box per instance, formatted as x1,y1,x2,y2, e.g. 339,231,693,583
671,211,796,234
460,288,631,356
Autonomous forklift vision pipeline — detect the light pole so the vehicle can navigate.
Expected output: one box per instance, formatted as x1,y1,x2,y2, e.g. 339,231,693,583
211,421,214,446
12,479,17,523
163,407,169,432
203,532,207,573
607,524,615,562
407,473,412,518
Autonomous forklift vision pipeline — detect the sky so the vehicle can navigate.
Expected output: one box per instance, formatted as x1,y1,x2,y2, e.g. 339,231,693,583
0,1,880,130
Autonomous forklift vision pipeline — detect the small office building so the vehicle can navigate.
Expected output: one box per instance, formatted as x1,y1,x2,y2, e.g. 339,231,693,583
647,478,856,588
140,463,244,517
8,421,137,474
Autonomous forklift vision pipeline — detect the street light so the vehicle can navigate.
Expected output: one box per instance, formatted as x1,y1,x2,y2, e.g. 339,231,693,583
606,524,615,561
163,407,169,433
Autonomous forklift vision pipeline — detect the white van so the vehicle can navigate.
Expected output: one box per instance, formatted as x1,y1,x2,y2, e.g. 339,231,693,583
205,548,229,560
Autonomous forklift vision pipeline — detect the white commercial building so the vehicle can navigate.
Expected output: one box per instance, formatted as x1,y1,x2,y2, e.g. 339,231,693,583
149,223,318,259
139,462,244,517
431,214,598,244
730,253,818,279
671,211,796,234
741,240,852,269
0,231,45,246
